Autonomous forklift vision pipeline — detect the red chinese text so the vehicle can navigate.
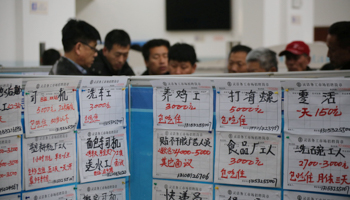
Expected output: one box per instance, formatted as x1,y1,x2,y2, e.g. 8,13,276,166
297,107,342,118
160,157,194,168
158,114,182,124
221,168,247,179
229,106,263,113
228,157,263,166
165,103,196,110
89,102,111,111
84,114,100,123
158,147,210,157
221,115,247,126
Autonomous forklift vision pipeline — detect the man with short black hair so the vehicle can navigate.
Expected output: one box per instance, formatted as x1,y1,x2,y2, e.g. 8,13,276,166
227,45,252,73
141,39,170,75
246,48,278,72
279,41,313,71
87,29,135,76
168,43,197,75
326,21,350,70
42,49,61,65
49,19,101,75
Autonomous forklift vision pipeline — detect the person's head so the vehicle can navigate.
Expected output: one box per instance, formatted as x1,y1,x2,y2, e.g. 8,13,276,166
168,43,197,75
227,45,252,73
246,48,278,72
279,41,311,71
326,21,350,68
42,49,61,65
61,19,101,68
142,39,170,75
102,29,131,71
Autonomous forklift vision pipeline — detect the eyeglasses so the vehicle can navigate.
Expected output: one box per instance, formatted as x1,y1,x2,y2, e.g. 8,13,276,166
80,41,98,53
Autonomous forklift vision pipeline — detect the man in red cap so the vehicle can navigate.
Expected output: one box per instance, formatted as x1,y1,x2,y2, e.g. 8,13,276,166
279,41,314,71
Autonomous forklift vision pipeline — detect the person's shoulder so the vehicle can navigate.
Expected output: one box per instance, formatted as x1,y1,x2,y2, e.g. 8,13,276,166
120,62,135,76
50,57,82,75
141,69,149,75
87,51,110,75
305,66,317,71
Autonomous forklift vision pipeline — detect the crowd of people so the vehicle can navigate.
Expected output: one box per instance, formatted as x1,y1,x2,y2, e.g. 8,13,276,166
47,19,350,76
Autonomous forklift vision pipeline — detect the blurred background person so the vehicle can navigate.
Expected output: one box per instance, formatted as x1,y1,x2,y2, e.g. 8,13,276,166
49,19,101,75
87,29,135,76
246,48,278,72
227,45,252,73
41,49,61,66
279,41,314,71
168,43,197,75
141,39,170,75
326,21,350,70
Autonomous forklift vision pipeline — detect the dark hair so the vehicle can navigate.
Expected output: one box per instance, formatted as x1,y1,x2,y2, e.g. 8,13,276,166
42,49,61,65
329,21,350,48
229,44,252,55
104,29,131,51
130,44,142,52
141,39,170,61
61,19,101,52
168,43,198,65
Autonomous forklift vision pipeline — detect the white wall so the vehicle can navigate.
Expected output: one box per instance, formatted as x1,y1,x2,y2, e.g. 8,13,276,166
22,0,75,66
285,0,314,43
0,0,20,66
1,0,350,67
314,0,350,27
0,0,75,67
76,0,239,60
76,0,317,60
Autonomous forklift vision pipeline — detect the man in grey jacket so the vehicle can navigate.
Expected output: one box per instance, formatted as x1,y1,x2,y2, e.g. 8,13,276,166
49,19,101,75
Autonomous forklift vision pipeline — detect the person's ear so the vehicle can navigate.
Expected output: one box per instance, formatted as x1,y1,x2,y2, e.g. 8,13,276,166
75,42,82,56
102,46,108,56
269,67,277,72
144,60,149,69
306,55,311,64
191,63,197,74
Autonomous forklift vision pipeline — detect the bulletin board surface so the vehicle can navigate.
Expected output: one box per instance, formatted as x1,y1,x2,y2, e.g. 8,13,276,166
0,78,130,200
129,83,350,200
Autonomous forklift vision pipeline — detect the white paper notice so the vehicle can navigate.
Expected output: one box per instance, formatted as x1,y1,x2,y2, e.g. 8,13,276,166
23,185,75,200
0,136,21,195
0,194,20,200
152,80,213,131
0,79,23,138
23,132,76,190
215,79,281,133
283,79,350,136
24,79,79,137
77,178,126,200
152,180,212,200
215,132,281,187
284,133,350,195
79,77,127,129
215,185,281,200
284,191,350,200
153,129,213,182
78,126,130,183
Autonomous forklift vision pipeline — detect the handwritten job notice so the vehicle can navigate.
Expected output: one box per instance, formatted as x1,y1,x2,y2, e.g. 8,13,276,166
0,79,23,138
79,77,127,129
152,80,213,131
24,79,79,137
283,79,350,136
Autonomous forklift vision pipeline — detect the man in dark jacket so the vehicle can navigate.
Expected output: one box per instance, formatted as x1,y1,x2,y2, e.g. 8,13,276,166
141,39,170,75
279,41,314,71
326,21,350,70
49,19,101,75
87,29,135,76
